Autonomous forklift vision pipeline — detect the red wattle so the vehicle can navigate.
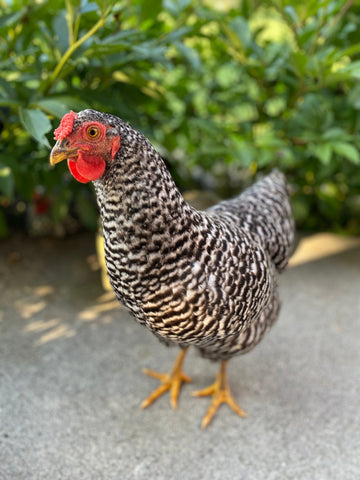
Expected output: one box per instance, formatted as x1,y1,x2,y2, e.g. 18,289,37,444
67,159,89,183
67,152,106,183
77,152,106,180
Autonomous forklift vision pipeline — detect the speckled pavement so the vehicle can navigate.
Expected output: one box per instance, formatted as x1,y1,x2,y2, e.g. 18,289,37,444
1,232,359,480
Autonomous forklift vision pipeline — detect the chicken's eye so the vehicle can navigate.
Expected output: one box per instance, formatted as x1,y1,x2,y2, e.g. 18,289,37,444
86,126,100,140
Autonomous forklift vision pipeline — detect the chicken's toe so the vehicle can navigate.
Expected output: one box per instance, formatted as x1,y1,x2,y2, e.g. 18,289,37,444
192,360,247,428
140,347,191,410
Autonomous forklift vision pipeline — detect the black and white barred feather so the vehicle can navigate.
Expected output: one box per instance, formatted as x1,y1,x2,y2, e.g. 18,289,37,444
76,109,295,361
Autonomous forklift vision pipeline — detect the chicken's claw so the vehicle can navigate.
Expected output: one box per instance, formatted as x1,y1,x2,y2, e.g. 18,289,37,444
192,360,247,428
141,347,191,410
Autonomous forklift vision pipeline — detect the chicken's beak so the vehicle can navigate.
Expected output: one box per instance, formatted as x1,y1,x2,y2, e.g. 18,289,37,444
50,139,78,165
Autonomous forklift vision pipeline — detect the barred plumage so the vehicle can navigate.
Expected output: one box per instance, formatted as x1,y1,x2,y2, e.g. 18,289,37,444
51,108,295,426
74,108,295,360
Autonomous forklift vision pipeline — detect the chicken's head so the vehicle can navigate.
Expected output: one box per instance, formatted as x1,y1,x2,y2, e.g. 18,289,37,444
50,110,121,183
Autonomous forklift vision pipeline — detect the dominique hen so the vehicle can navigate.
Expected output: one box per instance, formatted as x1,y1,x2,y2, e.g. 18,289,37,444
50,109,295,428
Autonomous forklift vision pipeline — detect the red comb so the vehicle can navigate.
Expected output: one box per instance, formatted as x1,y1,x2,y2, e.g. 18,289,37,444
54,110,76,140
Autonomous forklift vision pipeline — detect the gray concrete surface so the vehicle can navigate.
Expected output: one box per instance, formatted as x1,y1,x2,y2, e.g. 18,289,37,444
0,233,359,480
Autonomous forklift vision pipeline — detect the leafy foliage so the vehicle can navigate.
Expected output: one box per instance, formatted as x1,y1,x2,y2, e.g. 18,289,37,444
0,0,359,236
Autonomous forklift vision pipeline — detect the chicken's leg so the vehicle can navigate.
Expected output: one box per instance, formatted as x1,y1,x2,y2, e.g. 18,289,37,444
192,360,247,428
141,347,191,410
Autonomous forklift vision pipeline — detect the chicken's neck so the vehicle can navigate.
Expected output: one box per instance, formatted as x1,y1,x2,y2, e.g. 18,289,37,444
94,144,198,263
96,147,193,230
92,146,200,313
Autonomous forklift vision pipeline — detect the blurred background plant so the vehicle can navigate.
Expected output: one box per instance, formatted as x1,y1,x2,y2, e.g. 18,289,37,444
0,0,359,237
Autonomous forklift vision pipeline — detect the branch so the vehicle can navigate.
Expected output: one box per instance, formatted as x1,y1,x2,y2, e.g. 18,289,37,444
40,9,110,96
327,0,354,32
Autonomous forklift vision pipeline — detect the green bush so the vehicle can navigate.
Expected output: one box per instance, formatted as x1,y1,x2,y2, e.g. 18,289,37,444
1,0,359,236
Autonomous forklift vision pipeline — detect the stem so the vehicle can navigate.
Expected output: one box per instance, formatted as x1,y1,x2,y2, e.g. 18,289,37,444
65,0,75,46
41,8,110,96
73,12,82,42
307,6,326,56
327,0,354,32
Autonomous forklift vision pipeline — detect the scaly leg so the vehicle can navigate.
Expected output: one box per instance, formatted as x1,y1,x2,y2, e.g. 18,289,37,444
192,360,247,428
141,347,191,410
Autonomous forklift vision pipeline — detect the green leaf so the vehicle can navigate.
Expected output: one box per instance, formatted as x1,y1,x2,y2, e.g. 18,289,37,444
52,11,69,54
80,2,99,14
163,0,192,15
311,143,332,164
0,9,26,29
139,0,162,22
165,26,192,43
339,60,360,79
0,78,17,98
34,96,88,118
0,165,15,200
0,97,22,107
264,97,286,117
290,51,309,76
283,6,298,24
229,16,253,49
19,108,52,147
175,42,202,71
322,127,347,141
332,142,360,164
99,29,138,47
348,85,360,110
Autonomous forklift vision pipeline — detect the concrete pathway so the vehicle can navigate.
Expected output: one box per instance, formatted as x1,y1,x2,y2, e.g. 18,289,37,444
0,233,359,479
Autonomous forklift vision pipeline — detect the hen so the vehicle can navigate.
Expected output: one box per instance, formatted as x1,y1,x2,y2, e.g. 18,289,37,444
50,109,295,428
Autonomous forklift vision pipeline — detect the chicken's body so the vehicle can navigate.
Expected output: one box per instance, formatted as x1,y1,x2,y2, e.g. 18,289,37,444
50,109,295,427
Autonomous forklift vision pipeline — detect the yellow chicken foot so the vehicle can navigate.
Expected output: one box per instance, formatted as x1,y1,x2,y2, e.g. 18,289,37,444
141,347,191,410
192,360,248,429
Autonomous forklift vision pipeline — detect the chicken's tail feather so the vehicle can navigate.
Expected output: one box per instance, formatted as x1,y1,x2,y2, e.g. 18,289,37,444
207,170,295,272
